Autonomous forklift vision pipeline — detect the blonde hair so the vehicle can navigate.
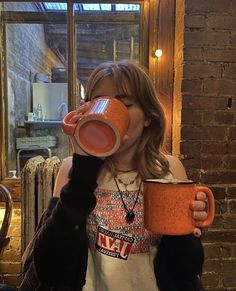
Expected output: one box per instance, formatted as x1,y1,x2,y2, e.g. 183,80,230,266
85,60,169,179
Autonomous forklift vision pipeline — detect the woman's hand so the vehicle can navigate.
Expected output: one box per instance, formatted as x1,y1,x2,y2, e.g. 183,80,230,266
67,100,91,156
190,192,208,237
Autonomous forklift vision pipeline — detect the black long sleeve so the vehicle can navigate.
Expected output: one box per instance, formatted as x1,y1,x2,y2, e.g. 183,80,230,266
155,234,204,291
32,154,104,289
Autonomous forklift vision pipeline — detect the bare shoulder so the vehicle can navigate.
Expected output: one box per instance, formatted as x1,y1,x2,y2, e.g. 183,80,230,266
53,156,72,197
165,154,188,180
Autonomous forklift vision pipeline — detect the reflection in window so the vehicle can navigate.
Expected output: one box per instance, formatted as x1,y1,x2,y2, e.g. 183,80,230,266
42,3,140,12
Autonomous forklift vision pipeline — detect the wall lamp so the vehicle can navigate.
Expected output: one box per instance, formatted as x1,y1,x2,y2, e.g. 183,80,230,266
154,49,163,58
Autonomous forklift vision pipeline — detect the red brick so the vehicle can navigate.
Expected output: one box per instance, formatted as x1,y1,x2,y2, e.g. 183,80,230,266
229,201,236,214
185,15,206,28
224,64,236,79
184,47,204,61
215,200,227,215
185,31,230,46
186,169,201,183
201,170,236,184
203,230,236,243
181,125,202,140
223,216,236,229
214,111,234,125
228,141,236,154
201,142,228,154
201,156,225,170
181,109,202,124
229,127,236,139
185,0,233,13
210,187,227,199
207,15,236,29
203,259,222,273
201,126,228,141
182,95,229,110
223,272,236,287
201,272,220,287
182,79,202,93
203,79,236,95
228,187,236,198
182,158,201,169
183,63,221,79
203,243,222,259
221,243,236,258
204,48,236,62
180,141,202,156
207,215,223,229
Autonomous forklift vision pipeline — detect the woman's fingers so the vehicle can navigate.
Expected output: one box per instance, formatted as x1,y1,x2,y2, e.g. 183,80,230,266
193,228,202,237
192,211,208,220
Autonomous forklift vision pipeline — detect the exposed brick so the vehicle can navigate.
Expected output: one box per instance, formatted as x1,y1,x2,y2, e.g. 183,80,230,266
229,201,236,214
203,259,222,273
203,231,236,243
207,215,223,229
204,48,236,62
181,109,202,124
185,31,230,46
0,262,21,274
223,215,236,229
201,170,236,184
207,15,236,30
182,79,202,93
185,0,233,13
215,200,227,215
203,79,236,95
181,125,202,140
214,111,234,125
183,63,221,79
182,157,201,169
201,272,220,287
203,243,222,259
221,243,236,258
184,47,204,61
228,187,236,198
223,272,236,287
201,142,228,155
229,127,236,139
200,126,228,141
228,141,236,154
186,168,201,183
224,64,236,79
210,187,227,199
222,259,236,271
185,15,206,28
182,95,229,110
180,141,202,156
201,156,225,170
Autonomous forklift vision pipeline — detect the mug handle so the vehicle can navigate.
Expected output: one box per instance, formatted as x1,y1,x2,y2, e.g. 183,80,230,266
194,186,215,228
61,110,77,136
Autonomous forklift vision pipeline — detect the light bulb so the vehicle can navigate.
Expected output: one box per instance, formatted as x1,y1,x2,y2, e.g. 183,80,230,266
155,49,163,58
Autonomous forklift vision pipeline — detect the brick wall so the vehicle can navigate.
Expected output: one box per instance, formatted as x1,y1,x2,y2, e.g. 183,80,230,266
0,204,21,286
174,0,236,290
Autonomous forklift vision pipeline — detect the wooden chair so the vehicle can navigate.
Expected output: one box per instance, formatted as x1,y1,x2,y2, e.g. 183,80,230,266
0,184,13,253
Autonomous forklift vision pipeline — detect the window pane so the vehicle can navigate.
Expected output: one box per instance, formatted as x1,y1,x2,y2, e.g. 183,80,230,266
3,2,69,178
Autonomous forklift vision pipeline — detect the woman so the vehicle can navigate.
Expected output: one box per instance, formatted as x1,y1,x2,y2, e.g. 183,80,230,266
20,60,208,291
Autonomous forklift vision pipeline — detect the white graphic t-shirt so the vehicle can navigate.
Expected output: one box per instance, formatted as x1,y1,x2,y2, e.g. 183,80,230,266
83,168,171,291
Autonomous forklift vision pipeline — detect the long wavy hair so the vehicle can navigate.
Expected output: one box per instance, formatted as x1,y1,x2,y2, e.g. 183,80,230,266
85,60,169,179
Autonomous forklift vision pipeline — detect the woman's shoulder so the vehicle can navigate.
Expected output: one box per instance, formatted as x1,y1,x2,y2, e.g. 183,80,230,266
164,154,188,180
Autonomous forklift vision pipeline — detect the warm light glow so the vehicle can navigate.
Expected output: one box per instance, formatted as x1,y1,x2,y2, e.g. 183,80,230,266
155,49,163,58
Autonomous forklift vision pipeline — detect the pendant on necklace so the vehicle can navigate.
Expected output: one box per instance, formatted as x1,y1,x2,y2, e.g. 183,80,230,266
126,211,135,223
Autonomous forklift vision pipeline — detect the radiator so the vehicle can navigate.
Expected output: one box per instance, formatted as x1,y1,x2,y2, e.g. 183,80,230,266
21,155,61,253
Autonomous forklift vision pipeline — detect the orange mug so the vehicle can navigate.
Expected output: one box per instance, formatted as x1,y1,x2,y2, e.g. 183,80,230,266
61,96,130,157
143,179,215,235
